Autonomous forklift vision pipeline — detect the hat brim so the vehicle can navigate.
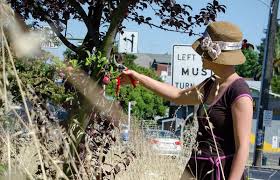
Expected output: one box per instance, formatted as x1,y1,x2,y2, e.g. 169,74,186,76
192,38,246,65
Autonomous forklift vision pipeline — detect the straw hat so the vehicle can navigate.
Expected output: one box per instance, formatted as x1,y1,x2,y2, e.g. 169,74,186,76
192,21,245,65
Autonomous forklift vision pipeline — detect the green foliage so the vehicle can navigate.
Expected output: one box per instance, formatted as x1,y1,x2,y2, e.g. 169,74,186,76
63,48,77,60
66,50,119,81
257,38,265,66
9,56,73,105
257,25,280,93
275,26,280,61
271,75,280,94
0,164,6,175
235,49,261,78
105,54,167,120
10,0,226,59
274,26,280,75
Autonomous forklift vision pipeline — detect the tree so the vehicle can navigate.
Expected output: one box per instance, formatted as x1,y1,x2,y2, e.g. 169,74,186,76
10,56,73,105
274,25,280,74
7,0,227,143
105,54,167,120
271,25,280,94
8,0,226,60
257,25,280,93
6,51,75,109
235,48,261,79
7,0,226,132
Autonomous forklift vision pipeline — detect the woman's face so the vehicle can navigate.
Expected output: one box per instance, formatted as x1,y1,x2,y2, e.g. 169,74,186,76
202,58,216,70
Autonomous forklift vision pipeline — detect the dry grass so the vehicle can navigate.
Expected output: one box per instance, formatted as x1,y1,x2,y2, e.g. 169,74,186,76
115,154,183,180
106,125,186,180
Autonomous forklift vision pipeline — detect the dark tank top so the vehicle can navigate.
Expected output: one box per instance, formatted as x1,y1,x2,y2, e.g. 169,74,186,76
187,76,252,180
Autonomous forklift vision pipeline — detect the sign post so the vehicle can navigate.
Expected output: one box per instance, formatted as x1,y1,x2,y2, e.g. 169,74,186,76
263,110,273,127
172,45,212,90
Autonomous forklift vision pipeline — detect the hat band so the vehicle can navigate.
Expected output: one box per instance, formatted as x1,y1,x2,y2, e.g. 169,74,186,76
203,31,242,51
200,31,242,60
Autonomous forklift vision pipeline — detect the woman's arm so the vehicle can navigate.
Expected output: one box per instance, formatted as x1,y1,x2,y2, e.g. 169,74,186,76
228,96,253,180
121,69,204,105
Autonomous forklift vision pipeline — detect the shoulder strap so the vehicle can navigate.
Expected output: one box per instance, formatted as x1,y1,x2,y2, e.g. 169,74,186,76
202,76,215,103
196,76,215,116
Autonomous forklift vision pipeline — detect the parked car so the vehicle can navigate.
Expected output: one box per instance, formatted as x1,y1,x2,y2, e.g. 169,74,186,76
144,129,182,157
120,124,129,142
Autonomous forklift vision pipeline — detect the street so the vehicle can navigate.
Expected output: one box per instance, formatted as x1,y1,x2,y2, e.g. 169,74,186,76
246,167,280,180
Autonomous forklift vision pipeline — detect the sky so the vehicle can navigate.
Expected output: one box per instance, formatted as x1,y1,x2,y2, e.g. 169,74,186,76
46,0,274,58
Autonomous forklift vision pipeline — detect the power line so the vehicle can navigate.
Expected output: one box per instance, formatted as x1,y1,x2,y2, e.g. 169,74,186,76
255,0,271,8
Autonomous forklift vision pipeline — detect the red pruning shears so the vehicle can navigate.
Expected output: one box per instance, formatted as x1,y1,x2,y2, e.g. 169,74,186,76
113,55,137,96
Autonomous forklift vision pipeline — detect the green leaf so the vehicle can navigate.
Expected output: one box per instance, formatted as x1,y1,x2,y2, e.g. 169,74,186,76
97,51,102,59
85,57,92,66
66,96,75,102
86,50,91,58
105,54,167,120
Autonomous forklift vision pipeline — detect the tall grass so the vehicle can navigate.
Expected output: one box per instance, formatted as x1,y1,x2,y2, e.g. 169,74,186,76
113,127,185,180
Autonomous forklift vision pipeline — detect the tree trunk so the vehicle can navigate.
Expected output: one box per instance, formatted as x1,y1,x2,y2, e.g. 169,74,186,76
101,0,132,59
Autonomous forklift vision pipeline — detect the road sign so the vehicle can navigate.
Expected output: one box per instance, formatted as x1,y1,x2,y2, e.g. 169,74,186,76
263,110,273,127
272,136,278,148
118,31,138,54
172,45,212,89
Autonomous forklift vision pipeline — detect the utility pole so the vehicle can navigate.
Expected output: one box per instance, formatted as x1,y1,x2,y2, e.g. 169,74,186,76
128,101,132,131
127,101,136,131
253,0,279,166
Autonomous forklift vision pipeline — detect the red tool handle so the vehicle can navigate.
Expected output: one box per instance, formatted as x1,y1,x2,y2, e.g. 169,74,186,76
115,74,137,96
115,76,121,96
128,75,137,88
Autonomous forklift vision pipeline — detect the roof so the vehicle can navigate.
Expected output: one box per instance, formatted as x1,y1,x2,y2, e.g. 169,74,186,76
134,53,171,68
246,80,280,98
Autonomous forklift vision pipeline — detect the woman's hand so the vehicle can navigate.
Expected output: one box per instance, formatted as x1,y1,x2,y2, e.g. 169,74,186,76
119,69,139,86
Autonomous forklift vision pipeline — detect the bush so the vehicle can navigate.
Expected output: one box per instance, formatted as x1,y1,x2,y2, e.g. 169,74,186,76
105,54,168,120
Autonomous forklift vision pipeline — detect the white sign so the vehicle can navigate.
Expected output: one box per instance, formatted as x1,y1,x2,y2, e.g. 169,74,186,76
272,136,278,148
118,31,138,53
41,26,60,49
263,110,273,127
172,45,212,89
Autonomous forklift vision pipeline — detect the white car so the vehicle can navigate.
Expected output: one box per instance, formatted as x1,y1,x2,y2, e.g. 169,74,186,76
144,129,182,157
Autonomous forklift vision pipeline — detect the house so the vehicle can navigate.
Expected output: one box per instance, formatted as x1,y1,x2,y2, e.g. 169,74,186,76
134,53,172,82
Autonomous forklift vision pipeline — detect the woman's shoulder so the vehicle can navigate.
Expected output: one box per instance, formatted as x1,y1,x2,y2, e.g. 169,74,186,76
226,77,252,105
230,78,250,91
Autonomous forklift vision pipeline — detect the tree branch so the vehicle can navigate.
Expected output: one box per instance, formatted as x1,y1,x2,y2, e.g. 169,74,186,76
46,19,79,54
126,16,201,36
28,3,80,54
83,1,104,49
68,0,90,26
68,0,97,42
102,0,137,58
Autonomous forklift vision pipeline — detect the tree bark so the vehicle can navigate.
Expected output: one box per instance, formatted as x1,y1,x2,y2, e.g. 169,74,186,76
101,0,133,59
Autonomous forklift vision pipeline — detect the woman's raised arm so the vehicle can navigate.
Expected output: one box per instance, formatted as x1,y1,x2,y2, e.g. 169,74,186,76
120,69,204,105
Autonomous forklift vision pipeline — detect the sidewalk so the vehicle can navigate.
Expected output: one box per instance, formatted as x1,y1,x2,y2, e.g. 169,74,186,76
247,152,280,169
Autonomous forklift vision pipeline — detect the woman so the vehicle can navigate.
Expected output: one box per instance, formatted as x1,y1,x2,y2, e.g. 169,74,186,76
120,21,253,180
